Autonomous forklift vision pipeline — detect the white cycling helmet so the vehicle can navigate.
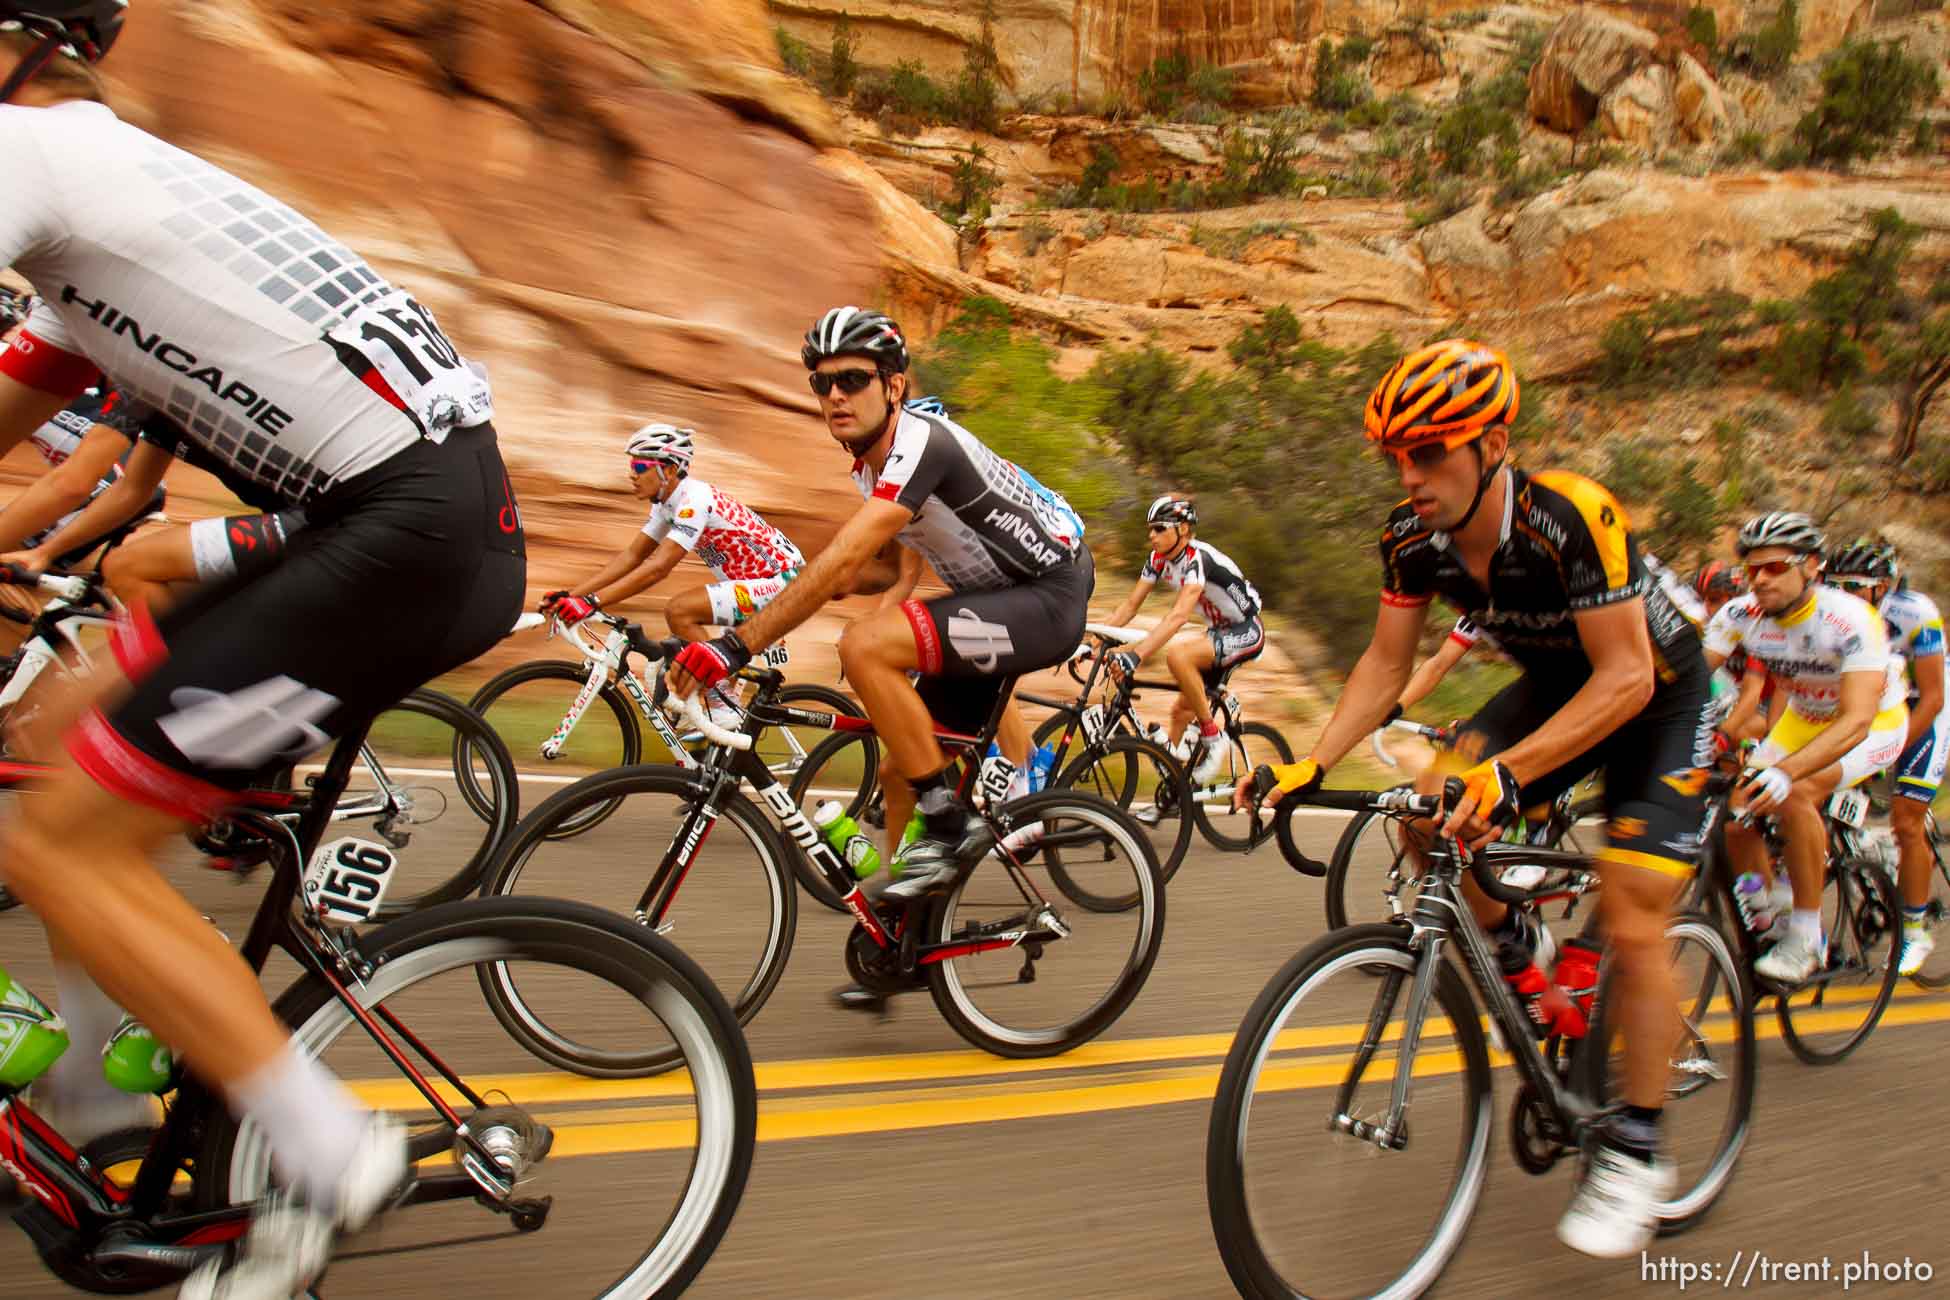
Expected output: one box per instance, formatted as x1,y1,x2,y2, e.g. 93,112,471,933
625,423,695,472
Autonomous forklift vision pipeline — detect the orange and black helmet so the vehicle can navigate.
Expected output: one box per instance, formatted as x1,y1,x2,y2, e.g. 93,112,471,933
1364,339,1519,453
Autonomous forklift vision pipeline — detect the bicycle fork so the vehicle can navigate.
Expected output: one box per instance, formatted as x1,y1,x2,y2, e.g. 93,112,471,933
1333,930,1446,1153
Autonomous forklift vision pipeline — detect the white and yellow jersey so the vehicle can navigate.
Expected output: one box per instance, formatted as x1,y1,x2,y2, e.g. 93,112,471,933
1705,586,1906,724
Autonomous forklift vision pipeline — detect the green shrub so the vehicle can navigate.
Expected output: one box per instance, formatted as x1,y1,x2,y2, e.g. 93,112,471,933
1431,83,1519,174
949,0,1005,132
1312,37,1374,112
1019,217,1058,256
1684,6,1719,62
1597,292,1754,390
944,145,1002,223
1494,160,1560,207
1913,119,1941,155
1819,386,1879,446
1718,129,1768,165
1408,177,1475,227
827,11,861,97
1794,39,1941,168
1654,460,1723,562
775,25,814,79
1605,439,1669,501
1737,0,1799,78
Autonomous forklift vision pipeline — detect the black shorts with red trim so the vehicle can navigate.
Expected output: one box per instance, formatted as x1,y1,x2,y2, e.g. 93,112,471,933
1201,617,1266,691
1454,663,1717,880
900,547,1095,735
70,426,526,821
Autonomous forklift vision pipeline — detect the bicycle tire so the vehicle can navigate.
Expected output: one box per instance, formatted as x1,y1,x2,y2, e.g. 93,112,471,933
1573,912,1754,1234
1193,721,1294,852
1908,842,1950,990
1207,923,1492,1300
469,659,643,839
784,728,882,913
195,896,755,1299
363,687,521,917
926,790,1165,1057
1322,793,1415,931
480,764,797,1075
1049,733,1193,900
1776,857,1904,1065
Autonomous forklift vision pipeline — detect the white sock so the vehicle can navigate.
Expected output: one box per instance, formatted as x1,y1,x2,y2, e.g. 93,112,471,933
1789,908,1822,947
233,1042,369,1206
45,962,128,1102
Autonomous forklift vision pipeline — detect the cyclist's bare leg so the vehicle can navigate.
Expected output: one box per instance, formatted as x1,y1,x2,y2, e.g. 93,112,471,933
1597,858,1686,1107
996,693,1030,766
837,605,941,779
1891,794,1935,909
662,586,712,642
0,755,288,1083
1776,763,1843,910
881,770,914,861
1165,634,1216,740
99,527,195,619
1721,817,1772,886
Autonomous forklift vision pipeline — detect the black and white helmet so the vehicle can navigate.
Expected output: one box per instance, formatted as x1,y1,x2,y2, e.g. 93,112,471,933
802,306,908,373
1826,539,1897,581
1,1,127,63
0,286,34,331
1736,510,1824,557
625,422,695,472
1146,494,1197,528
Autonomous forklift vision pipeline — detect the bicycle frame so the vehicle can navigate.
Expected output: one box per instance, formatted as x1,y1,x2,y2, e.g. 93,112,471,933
538,615,705,767
0,730,536,1289
0,587,115,719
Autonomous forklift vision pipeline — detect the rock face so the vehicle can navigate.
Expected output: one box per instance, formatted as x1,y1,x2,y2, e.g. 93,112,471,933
95,0,884,674
1528,8,1733,146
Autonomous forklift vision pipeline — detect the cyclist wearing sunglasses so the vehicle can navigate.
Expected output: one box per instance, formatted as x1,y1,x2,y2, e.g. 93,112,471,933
1095,493,1264,784
542,422,804,728
1824,539,1943,975
1703,513,1908,984
662,306,1092,935
1240,338,1716,1259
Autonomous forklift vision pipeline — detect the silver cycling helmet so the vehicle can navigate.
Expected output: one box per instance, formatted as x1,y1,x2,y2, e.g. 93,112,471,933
1146,494,1196,528
1735,510,1824,557
625,422,696,472
802,306,908,373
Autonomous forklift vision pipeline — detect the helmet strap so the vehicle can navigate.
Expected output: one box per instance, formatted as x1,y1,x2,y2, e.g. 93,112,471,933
1,31,64,105
1447,444,1505,535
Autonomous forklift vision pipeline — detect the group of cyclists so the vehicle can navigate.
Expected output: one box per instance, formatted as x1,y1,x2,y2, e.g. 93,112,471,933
0,4,1943,1296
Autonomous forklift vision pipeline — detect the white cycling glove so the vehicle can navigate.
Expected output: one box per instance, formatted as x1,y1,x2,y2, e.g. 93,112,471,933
1745,766,1792,806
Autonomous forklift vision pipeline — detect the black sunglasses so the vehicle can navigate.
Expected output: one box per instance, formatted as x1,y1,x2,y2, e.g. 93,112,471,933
809,368,882,397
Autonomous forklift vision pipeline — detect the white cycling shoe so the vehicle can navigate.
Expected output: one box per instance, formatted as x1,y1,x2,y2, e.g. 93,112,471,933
1188,733,1228,786
179,1114,407,1300
1898,928,1935,977
1556,1143,1674,1258
1754,929,1825,985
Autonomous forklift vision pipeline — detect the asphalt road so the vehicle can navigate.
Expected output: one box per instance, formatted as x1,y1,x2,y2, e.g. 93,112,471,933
2,775,1946,1299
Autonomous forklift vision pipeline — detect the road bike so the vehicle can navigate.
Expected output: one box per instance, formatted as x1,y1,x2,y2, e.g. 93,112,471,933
1022,621,1290,858
1324,717,1604,930
480,624,1165,1065
470,609,861,838
1698,775,1907,1064
1207,775,1753,1300
0,712,755,1298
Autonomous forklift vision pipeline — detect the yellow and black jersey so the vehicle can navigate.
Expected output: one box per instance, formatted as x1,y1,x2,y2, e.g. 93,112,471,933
1379,467,1703,684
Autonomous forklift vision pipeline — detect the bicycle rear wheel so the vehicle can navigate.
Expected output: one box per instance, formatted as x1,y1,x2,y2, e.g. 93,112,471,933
761,682,864,781
196,897,754,1299
1775,857,1904,1064
470,660,643,838
1207,924,1492,1300
926,791,1164,1057
1323,796,1419,931
1574,912,1754,1234
1907,834,1950,989
1051,733,1192,896
1193,721,1293,852
481,765,796,1075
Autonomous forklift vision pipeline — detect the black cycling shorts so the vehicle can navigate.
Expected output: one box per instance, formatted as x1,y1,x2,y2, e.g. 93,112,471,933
1202,617,1266,691
1450,664,1717,881
69,426,527,820
905,547,1096,737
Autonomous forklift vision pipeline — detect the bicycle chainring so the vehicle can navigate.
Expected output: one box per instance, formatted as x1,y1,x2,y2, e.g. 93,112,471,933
845,922,919,995
1510,1083,1567,1175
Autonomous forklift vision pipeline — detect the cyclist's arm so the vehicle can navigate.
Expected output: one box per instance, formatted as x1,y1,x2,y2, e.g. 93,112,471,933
1397,634,1471,714
1129,582,1200,662
1721,667,1770,743
0,422,129,551
582,534,670,607
1305,599,1428,771
1486,598,1656,787
1907,649,1943,749
727,497,912,653
1774,668,1883,782
873,546,926,610
1099,577,1153,629
8,439,171,569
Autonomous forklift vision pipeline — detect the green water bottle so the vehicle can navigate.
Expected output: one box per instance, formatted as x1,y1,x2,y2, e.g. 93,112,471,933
812,802,883,880
101,1015,174,1095
0,964,69,1089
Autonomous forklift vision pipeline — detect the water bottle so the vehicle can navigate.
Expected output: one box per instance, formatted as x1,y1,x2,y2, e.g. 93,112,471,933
0,964,70,1089
1549,937,1603,1039
812,801,882,880
1733,871,1777,935
1496,920,1571,1040
101,1015,174,1094
1143,722,1169,747
1027,743,1057,794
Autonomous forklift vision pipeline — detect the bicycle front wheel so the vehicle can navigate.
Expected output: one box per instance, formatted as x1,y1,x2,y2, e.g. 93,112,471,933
926,791,1165,1057
1776,856,1904,1064
1908,837,1950,989
469,659,644,839
1574,912,1754,1234
1322,795,1419,931
197,897,755,1299
1193,721,1294,852
482,765,797,1075
1207,924,1492,1300
1051,733,1193,895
